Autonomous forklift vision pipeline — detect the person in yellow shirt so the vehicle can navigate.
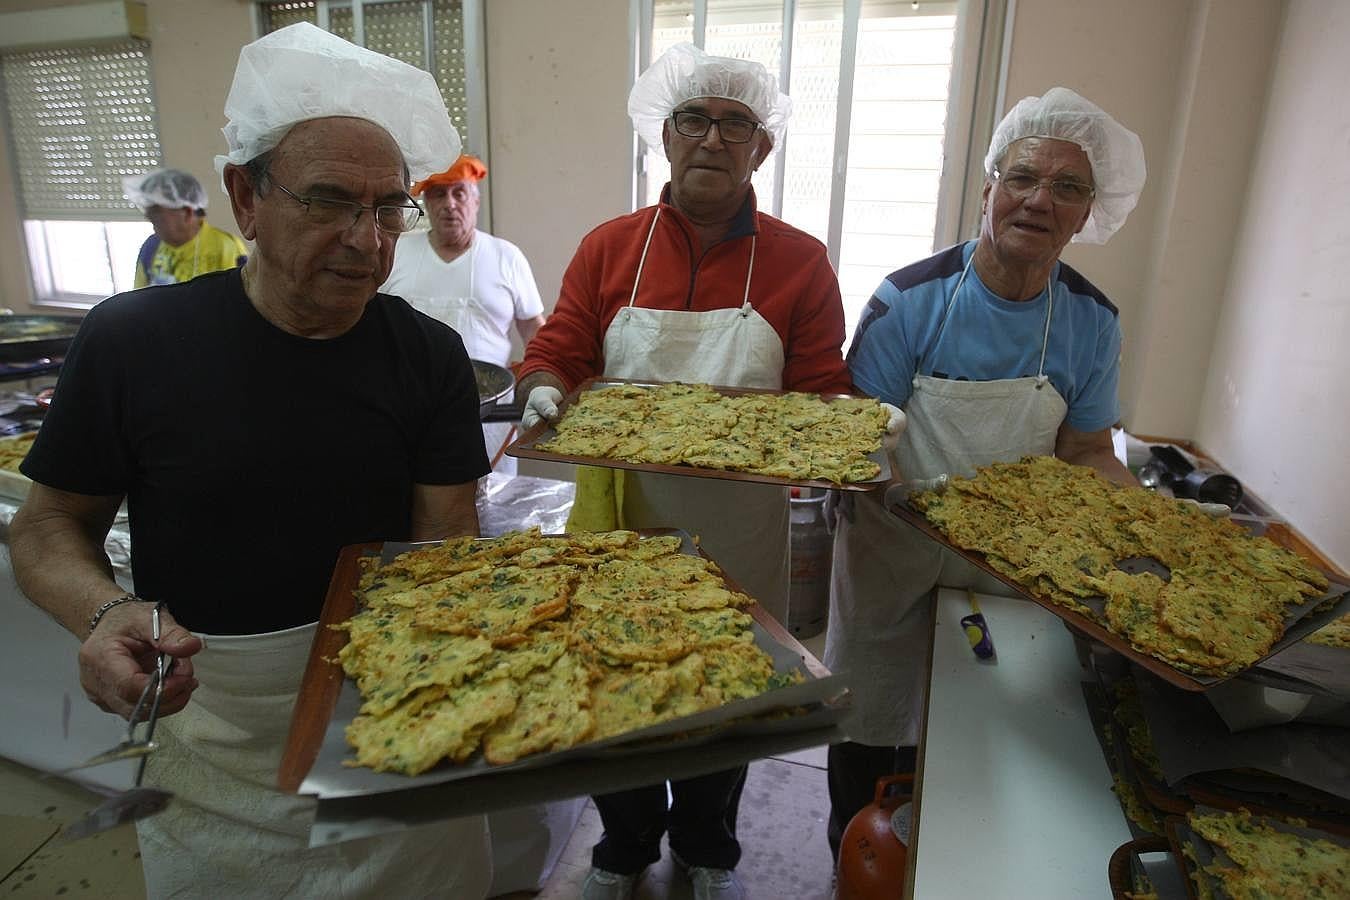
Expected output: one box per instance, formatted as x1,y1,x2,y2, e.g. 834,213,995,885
123,168,248,288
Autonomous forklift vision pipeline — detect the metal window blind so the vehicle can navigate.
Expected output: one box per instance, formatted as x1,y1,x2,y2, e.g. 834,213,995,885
258,0,470,147
0,40,162,221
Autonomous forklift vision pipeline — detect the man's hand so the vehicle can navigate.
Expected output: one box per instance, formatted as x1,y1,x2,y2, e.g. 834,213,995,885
522,386,563,430
79,602,202,720
881,402,907,450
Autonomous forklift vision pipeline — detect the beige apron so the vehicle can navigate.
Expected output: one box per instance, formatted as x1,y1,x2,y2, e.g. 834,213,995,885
136,622,491,898
826,255,1067,746
592,207,791,615
402,238,516,473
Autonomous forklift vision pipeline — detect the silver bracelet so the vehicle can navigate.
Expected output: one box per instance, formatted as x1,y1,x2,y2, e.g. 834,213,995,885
88,594,149,634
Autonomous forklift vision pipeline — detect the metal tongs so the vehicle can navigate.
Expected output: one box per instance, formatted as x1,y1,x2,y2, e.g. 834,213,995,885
53,601,175,843
59,600,174,775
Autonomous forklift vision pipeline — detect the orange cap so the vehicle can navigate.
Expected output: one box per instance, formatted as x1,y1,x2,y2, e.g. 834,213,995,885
411,154,487,196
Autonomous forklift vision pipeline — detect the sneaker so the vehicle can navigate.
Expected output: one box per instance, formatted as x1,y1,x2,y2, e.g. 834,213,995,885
686,865,746,900
580,866,640,900
672,852,745,900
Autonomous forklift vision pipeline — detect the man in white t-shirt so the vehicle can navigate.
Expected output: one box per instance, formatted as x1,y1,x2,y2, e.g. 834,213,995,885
383,154,546,471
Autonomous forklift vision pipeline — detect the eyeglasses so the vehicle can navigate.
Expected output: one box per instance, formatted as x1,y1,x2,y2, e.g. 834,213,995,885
269,181,424,233
670,110,763,144
993,170,1096,207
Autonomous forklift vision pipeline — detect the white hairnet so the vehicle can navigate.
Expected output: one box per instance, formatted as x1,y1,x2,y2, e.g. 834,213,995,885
984,87,1146,244
213,22,460,184
629,42,791,154
123,168,207,211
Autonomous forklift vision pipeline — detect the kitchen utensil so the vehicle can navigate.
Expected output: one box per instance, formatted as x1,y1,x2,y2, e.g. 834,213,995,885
960,590,996,659
53,788,173,844
56,602,172,775
52,602,175,842
471,359,515,419
1177,468,1243,507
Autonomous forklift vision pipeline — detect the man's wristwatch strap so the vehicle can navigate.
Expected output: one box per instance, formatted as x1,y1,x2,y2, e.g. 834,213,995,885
88,594,150,634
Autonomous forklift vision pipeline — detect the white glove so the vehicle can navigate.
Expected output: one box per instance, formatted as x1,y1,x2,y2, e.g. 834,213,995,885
881,402,907,450
522,386,563,430
883,474,948,510
1178,497,1232,518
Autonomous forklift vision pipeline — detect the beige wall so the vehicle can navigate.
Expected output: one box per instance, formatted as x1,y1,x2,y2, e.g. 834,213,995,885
1002,0,1348,568
483,0,631,314
1194,0,1350,568
1002,0,1281,436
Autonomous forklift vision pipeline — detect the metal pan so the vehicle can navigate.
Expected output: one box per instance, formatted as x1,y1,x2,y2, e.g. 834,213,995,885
0,315,83,364
508,376,890,491
888,498,1350,691
471,359,515,420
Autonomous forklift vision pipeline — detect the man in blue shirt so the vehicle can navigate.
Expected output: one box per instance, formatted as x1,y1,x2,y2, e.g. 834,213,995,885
824,87,1147,859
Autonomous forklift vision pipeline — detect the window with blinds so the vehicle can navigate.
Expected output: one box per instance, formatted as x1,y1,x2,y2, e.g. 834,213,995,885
1,40,162,222
2,40,162,305
258,0,474,149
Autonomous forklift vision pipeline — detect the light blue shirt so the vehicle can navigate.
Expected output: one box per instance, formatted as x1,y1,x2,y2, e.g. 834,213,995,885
848,241,1122,433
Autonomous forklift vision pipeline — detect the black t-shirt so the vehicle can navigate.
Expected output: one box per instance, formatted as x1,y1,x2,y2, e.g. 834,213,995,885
22,268,489,634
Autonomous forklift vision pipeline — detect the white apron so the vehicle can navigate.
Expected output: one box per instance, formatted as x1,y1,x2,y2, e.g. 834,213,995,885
402,239,516,474
597,208,791,615
136,622,491,899
826,255,1068,747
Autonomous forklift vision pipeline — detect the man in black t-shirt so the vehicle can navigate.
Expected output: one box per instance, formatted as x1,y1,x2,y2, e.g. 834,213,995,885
11,23,496,897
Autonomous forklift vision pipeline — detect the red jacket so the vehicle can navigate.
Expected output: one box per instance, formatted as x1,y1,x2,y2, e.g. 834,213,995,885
520,189,852,394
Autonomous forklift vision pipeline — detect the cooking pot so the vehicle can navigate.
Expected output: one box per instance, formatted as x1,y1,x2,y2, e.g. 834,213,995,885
472,359,517,421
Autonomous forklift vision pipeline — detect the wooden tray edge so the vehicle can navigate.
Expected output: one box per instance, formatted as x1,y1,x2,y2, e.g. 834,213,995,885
277,542,378,793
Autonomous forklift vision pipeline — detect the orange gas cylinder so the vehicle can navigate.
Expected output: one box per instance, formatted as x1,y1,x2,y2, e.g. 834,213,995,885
836,774,914,900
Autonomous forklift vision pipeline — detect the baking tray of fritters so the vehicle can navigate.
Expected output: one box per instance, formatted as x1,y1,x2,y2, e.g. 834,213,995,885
279,529,849,845
1107,836,1188,900
888,458,1350,692
1084,654,1193,835
1127,664,1350,832
508,377,891,492
1165,805,1350,900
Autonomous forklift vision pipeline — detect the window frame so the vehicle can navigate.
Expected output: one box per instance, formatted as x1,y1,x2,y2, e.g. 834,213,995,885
631,0,1008,269
1,38,165,308
256,0,490,230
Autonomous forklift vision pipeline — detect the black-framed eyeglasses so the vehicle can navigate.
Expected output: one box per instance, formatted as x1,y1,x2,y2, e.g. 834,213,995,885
670,110,763,144
993,169,1096,207
270,181,424,233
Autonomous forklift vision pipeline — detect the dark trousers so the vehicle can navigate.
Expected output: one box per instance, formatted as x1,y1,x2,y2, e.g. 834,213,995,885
591,765,748,875
826,741,917,861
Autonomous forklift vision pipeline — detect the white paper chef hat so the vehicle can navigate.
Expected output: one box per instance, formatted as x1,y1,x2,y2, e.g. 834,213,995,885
213,22,460,184
628,42,791,154
122,168,207,212
984,87,1146,244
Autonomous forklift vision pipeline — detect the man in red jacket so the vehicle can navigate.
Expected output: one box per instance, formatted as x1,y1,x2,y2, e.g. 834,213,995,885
517,42,896,900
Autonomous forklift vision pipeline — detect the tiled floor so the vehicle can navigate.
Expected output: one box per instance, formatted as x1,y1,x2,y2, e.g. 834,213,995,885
0,635,836,899
500,745,834,900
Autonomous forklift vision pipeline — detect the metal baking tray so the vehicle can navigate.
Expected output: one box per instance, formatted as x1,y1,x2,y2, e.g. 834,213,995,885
278,531,849,833
507,377,889,492
1165,805,1350,900
889,500,1350,692
1108,836,1187,900
0,315,82,364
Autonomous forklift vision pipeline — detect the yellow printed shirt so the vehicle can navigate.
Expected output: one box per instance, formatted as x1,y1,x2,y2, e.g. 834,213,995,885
133,222,249,288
